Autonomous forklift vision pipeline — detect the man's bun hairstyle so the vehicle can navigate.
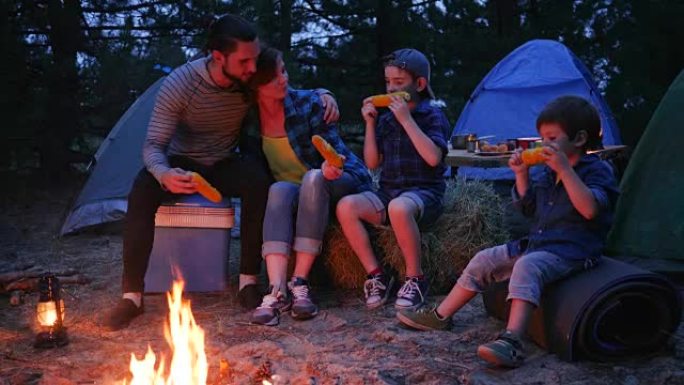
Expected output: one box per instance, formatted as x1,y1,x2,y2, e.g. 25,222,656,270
204,13,257,54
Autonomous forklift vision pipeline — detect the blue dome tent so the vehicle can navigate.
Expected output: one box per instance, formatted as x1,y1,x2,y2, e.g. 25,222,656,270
452,39,622,179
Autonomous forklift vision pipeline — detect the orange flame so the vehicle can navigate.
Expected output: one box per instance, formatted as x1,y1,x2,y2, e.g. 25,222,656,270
121,280,207,385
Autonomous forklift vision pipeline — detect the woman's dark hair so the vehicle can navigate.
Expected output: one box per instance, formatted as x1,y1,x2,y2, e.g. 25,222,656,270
204,13,258,54
249,45,283,89
536,95,602,150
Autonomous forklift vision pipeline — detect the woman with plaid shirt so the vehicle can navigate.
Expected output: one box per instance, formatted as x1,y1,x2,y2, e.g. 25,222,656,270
246,46,371,326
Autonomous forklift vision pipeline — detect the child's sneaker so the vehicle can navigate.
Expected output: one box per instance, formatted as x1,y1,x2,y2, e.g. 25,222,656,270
250,286,291,326
395,276,429,310
289,277,318,320
477,330,526,367
396,304,452,331
363,273,395,309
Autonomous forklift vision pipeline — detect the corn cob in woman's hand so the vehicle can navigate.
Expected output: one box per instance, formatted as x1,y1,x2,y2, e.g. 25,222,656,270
191,172,222,203
369,91,411,107
312,135,345,168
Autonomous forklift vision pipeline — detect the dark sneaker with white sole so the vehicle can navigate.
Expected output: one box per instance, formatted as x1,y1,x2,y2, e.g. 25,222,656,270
289,277,318,320
238,284,263,310
363,273,395,309
104,298,144,331
250,287,291,326
477,330,526,368
394,277,429,310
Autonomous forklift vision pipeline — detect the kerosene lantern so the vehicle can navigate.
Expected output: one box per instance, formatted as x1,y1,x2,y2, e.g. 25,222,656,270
34,273,68,348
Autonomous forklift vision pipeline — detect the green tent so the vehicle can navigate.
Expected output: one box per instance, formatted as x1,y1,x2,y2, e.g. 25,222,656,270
607,70,684,276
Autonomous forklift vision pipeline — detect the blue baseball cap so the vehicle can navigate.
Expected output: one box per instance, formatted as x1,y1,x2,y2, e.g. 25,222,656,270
384,48,435,99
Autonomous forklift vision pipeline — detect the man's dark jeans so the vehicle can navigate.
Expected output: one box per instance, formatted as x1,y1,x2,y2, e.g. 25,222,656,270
121,154,271,293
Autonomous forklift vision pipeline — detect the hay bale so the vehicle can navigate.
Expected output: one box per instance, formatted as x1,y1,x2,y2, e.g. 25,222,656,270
320,179,510,291
322,223,368,289
380,179,509,292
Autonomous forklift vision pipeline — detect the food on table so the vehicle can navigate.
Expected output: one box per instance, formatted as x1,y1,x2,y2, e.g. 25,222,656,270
478,141,510,153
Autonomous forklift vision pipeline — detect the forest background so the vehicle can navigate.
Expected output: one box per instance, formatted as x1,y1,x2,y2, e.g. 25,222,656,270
2,0,683,179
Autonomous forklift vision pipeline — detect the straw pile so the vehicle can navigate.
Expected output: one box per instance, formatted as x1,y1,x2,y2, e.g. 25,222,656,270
321,179,510,292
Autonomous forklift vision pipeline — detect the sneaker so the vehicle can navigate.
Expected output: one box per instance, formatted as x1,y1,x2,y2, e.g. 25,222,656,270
289,277,319,320
250,287,292,326
396,304,452,331
238,284,263,310
104,298,144,331
477,330,526,368
395,277,429,310
363,273,395,309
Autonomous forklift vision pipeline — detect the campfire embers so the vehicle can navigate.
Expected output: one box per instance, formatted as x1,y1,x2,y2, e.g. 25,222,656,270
121,280,207,385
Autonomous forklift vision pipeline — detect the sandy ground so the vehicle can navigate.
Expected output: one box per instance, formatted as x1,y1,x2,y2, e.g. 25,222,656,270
1,178,683,385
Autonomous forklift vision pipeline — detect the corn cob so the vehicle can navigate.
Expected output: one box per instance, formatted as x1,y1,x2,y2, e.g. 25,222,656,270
521,147,545,166
191,172,222,203
369,91,411,107
311,135,345,168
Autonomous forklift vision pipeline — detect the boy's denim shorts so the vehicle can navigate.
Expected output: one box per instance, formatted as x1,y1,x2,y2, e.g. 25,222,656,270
456,244,592,307
359,188,443,228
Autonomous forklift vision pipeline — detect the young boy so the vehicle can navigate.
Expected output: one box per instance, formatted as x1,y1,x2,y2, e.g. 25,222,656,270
336,48,451,310
396,95,619,367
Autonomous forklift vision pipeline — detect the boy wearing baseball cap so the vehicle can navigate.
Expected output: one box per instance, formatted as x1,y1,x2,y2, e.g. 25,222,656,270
336,48,451,311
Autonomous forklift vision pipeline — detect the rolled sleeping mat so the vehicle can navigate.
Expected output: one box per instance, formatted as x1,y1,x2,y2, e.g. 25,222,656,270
482,257,682,361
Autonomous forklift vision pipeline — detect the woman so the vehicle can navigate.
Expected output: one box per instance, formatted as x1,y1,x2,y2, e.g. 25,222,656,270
247,47,371,326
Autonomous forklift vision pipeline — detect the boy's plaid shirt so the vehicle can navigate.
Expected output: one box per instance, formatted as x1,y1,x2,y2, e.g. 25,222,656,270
375,99,451,197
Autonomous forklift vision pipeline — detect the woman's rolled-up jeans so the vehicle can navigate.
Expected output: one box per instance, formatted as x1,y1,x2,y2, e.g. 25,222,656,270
262,169,362,258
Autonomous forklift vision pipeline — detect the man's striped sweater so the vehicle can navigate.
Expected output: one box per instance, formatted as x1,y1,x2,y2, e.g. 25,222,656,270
143,57,251,182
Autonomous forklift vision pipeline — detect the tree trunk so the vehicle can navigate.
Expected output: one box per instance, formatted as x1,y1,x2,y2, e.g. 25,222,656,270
41,0,82,179
1,0,31,169
279,0,293,56
491,0,517,38
375,0,395,90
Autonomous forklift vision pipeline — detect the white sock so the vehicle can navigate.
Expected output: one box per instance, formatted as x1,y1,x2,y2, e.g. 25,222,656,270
239,274,258,291
123,292,142,308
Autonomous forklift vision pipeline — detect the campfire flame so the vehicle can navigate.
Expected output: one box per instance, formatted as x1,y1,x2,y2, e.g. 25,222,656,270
121,280,207,385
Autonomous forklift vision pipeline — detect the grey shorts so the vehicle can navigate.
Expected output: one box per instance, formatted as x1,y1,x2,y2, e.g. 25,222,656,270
456,244,589,307
359,188,443,228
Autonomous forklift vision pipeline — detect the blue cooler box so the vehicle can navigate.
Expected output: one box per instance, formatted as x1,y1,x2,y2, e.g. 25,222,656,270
144,194,234,293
